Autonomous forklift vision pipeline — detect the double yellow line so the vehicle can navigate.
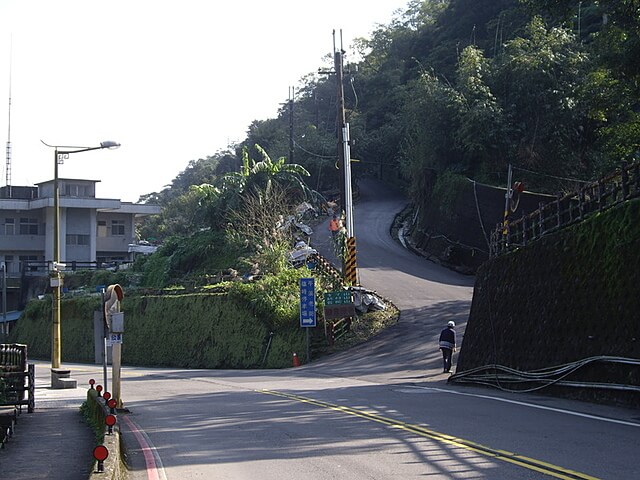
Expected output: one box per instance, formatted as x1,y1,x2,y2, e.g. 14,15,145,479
258,389,600,480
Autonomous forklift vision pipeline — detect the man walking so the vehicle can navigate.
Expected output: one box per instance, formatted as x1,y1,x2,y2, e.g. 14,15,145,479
439,321,456,373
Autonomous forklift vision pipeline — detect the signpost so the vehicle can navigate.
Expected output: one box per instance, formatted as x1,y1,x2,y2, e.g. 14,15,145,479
299,278,316,327
299,278,316,363
324,290,356,320
104,284,124,408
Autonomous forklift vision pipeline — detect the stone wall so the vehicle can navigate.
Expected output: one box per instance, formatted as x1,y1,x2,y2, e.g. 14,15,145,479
457,198,640,404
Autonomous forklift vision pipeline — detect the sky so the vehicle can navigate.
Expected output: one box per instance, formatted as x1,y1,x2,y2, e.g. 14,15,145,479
0,0,410,202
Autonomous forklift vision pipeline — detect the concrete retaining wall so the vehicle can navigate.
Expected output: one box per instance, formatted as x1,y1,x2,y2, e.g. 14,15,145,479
457,199,640,405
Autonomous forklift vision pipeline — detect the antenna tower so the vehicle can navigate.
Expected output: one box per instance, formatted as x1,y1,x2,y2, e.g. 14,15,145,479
5,36,13,196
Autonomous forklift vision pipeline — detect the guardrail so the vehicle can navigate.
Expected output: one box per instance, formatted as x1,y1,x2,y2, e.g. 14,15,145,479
327,317,351,345
490,161,640,256
0,344,35,414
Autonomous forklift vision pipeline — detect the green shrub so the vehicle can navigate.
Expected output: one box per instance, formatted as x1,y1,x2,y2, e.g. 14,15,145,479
8,263,374,369
431,172,468,220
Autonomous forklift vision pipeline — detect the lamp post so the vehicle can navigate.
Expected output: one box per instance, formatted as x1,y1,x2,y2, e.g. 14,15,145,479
41,140,120,379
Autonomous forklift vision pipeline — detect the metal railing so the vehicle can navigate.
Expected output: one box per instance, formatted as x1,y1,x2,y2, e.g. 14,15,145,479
21,260,131,276
490,161,640,256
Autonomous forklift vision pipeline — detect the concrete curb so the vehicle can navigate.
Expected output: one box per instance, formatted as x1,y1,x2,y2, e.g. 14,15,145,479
85,390,127,480
88,424,125,480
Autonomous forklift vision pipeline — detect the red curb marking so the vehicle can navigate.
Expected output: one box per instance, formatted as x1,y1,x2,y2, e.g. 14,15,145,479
122,415,161,480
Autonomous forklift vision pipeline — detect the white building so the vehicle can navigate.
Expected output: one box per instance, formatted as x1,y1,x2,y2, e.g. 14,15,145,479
0,178,160,277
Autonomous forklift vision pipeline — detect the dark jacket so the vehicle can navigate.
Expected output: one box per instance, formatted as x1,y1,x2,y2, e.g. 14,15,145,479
439,327,456,350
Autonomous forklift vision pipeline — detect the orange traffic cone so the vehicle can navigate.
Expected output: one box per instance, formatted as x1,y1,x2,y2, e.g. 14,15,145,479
292,352,301,367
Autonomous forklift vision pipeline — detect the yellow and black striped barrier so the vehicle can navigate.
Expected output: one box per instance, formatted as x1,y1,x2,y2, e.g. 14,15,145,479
344,236,358,285
311,253,344,286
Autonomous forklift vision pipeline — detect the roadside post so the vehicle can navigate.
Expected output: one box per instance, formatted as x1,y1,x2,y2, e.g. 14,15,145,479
104,284,124,408
100,287,108,394
299,278,316,363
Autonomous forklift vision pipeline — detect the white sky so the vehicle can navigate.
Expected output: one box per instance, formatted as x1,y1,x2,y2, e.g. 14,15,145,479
0,0,409,202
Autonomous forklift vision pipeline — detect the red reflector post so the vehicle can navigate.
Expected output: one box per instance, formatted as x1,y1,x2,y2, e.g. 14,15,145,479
93,445,109,472
105,414,117,434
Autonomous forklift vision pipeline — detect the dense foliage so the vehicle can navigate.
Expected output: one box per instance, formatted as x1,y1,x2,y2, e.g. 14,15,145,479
137,1,638,260
9,267,338,368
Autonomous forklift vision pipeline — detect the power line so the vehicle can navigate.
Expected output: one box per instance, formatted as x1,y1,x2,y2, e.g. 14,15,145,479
292,139,336,159
512,166,591,184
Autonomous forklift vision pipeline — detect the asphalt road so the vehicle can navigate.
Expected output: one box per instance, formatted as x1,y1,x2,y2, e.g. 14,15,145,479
113,177,639,480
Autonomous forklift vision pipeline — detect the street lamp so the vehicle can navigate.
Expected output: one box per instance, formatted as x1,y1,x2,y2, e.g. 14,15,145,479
41,140,120,383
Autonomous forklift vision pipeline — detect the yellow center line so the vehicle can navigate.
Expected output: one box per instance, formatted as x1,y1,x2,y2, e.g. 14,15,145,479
257,389,600,480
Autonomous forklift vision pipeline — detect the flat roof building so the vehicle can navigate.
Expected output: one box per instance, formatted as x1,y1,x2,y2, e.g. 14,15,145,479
0,178,160,280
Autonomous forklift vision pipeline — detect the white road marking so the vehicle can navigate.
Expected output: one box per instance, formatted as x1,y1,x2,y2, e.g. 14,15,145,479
403,385,640,428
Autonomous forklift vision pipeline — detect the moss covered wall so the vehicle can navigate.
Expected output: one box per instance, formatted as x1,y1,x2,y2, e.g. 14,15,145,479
459,199,640,377
9,292,305,369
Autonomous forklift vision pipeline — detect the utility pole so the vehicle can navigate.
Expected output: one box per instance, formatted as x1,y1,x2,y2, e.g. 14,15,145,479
318,30,358,284
288,86,294,163
333,30,358,285
334,34,347,218
502,163,513,242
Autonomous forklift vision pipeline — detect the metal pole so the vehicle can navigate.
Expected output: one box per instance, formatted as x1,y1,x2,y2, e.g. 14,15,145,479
52,148,61,370
1,263,6,339
343,123,354,236
289,87,294,164
101,289,108,393
306,328,310,364
2,263,6,320
335,46,347,217
502,163,513,237
113,342,122,407
41,140,120,381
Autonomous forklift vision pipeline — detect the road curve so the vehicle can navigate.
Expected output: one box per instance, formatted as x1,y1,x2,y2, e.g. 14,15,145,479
116,177,638,480
309,176,474,384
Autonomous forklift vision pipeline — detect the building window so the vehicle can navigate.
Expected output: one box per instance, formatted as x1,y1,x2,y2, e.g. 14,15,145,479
19,218,38,235
19,255,39,272
67,234,90,246
4,255,13,274
3,218,15,235
97,220,107,237
64,184,90,197
111,220,125,236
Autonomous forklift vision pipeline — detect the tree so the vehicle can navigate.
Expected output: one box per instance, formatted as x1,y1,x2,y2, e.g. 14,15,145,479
220,144,312,201
226,183,296,274
454,45,508,173
491,17,591,182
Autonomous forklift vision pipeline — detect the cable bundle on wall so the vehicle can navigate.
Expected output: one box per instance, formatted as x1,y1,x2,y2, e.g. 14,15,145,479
449,356,640,394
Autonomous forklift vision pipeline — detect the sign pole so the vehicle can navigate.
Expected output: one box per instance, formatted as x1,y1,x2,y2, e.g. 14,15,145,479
101,289,108,394
105,284,124,408
299,278,317,364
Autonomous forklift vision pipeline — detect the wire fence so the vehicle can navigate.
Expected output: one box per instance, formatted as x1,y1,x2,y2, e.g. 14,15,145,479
490,161,640,256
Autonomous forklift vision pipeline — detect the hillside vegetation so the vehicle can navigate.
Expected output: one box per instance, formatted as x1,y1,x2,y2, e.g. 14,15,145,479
131,0,638,284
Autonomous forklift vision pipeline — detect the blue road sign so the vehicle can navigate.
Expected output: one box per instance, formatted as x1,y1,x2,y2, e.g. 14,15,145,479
299,278,316,327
